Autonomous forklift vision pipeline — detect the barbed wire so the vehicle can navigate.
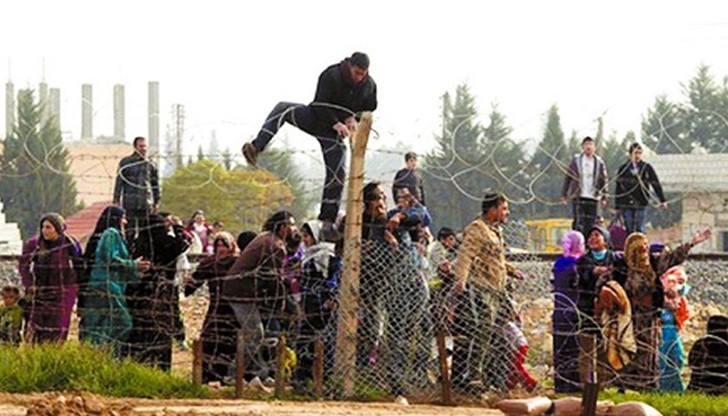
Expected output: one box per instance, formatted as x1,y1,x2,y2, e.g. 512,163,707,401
1,96,728,408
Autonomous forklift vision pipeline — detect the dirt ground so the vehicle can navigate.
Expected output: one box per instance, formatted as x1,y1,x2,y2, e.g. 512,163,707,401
0,393,506,416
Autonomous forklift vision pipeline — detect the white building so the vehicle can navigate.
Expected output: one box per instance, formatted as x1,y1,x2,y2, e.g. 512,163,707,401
650,151,728,253
0,198,23,255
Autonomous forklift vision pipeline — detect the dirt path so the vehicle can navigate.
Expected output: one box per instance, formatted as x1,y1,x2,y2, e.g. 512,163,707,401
0,393,505,416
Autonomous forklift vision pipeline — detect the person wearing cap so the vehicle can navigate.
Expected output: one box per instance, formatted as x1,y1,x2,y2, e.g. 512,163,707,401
392,151,426,206
562,136,609,236
241,52,378,242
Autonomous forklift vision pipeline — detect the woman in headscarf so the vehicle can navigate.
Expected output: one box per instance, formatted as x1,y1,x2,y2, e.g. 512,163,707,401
79,206,150,356
575,226,620,389
19,213,83,343
292,220,341,393
614,228,710,391
126,212,191,371
185,231,238,383
551,230,585,393
688,315,728,394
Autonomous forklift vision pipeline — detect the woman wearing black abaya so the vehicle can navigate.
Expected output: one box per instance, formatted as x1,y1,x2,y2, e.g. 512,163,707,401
125,213,191,371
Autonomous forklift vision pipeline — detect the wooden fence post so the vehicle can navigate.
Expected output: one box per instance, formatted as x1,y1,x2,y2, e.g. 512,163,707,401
436,332,452,405
275,335,286,398
235,330,245,399
333,112,373,398
313,335,324,398
192,338,203,385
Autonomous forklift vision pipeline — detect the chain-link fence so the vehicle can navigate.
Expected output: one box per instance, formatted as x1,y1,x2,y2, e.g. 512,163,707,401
3,223,728,404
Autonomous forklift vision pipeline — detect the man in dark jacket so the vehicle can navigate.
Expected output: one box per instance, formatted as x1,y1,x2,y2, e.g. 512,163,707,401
615,143,667,234
392,151,425,205
241,52,377,240
113,136,160,241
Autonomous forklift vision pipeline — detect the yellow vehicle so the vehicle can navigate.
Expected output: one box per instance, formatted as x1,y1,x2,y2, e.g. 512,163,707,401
525,218,573,253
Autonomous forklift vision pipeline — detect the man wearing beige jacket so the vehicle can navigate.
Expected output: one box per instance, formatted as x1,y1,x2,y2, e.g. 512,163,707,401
451,193,523,393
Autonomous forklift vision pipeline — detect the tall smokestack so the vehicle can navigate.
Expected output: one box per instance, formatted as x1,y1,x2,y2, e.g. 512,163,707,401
81,84,93,140
39,81,49,125
49,88,61,131
5,81,14,138
148,81,159,154
113,84,125,139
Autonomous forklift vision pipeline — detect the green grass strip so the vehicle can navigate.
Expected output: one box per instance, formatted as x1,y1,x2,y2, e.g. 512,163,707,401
0,342,208,399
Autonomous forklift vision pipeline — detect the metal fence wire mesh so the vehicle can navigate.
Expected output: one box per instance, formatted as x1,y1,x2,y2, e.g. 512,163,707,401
3,224,728,402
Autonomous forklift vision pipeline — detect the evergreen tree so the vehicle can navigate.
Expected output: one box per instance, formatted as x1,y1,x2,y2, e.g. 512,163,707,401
256,146,315,221
567,130,581,156
0,89,78,237
221,147,233,170
641,95,690,154
683,64,725,152
528,104,569,218
423,84,485,230
480,103,529,216
197,144,205,162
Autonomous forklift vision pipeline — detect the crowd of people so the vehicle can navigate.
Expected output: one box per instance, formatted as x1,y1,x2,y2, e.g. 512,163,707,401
1,50,728,405
0,134,726,402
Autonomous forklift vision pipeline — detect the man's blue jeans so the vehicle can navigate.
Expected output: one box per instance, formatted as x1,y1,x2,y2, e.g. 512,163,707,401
622,207,647,234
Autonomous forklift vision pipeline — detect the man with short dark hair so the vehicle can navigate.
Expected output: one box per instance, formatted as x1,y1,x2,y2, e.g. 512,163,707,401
241,52,377,241
222,211,296,383
113,136,160,241
392,151,425,205
451,193,523,393
562,136,608,235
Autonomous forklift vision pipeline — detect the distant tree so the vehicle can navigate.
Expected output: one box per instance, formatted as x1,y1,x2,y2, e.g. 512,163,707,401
641,95,690,154
528,104,569,219
601,132,629,204
423,84,485,230
479,103,529,217
566,130,581,156
161,159,295,233
594,116,605,154
256,146,315,221
221,147,233,170
683,64,727,152
197,145,205,162
0,89,79,238
187,155,194,166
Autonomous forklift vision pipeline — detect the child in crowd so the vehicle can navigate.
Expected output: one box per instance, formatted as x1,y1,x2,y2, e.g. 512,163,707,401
503,299,538,392
659,265,690,392
0,285,24,345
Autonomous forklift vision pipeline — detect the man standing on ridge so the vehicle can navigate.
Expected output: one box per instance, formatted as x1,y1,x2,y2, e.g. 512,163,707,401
113,136,160,242
241,52,378,241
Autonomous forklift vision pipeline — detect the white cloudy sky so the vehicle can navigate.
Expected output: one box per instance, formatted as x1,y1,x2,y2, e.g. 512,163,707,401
2,0,728,158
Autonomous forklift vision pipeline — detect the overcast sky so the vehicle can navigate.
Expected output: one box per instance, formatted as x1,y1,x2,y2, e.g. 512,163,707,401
2,0,728,159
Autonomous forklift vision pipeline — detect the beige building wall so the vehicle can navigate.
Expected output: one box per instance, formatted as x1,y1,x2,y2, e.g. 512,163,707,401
66,142,131,207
